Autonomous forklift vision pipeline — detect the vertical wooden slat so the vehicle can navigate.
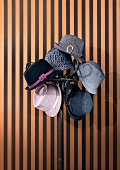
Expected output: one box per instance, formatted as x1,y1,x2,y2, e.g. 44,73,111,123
0,1,4,169
89,0,93,169
70,0,74,170
35,0,39,168
85,1,90,170
7,0,12,170
74,1,78,167
101,0,105,170
105,0,109,169
93,1,98,170
109,1,113,170
54,115,57,170
66,0,70,169
82,1,86,170
31,0,35,169
4,0,8,169
54,0,58,170
27,0,32,169
19,0,23,170
47,0,51,169
51,0,55,169
15,0,20,170
39,0,43,169
62,1,66,170
23,0,27,169
113,0,117,169
117,0,120,170
97,0,102,169
78,1,82,169
43,1,47,169
12,0,16,168
47,0,51,50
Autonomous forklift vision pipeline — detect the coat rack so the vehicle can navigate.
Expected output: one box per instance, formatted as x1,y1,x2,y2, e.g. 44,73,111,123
52,59,79,170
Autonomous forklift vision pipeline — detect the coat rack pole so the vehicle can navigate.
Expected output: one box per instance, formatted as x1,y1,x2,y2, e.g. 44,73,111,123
55,63,79,170
57,80,64,170
57,107,64,170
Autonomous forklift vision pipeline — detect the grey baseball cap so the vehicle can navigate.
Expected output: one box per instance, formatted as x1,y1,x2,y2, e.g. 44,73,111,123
45,48,74,71
76,61,105,94
54,35,85,61
65,84,93,121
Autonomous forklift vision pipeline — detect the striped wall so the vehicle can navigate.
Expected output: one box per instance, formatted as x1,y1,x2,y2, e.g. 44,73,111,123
0,0,120,170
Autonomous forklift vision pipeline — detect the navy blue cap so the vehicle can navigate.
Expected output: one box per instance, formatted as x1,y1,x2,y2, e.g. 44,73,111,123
65,84,93,121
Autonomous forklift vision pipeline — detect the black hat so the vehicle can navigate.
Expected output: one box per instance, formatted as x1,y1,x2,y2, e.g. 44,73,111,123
65,84,93,121
24,59,62,90
54,35,85,61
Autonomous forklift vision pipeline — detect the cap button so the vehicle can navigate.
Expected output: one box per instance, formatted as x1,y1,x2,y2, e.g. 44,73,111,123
66,45,73,54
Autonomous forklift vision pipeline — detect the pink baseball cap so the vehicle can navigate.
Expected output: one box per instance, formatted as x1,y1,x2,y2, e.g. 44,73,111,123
33,82,61,117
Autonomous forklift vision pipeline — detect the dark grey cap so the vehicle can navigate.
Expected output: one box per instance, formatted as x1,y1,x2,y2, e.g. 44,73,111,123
54,35,85,61
65,84,93,121
45,48,74,71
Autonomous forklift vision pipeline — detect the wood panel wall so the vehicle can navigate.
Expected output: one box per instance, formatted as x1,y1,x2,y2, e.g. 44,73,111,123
0,0,120,170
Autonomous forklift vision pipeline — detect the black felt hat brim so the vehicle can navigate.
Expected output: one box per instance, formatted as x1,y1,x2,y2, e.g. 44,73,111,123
25,69,62,90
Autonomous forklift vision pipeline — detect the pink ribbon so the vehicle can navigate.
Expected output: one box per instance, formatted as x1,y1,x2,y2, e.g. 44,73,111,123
28,68,54,89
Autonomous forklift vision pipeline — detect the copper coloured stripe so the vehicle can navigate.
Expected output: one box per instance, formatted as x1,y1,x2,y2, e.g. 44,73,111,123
105,0,109,170
97,1,102,170
82,0,86,170
89,0,94,170
113,0,117,169
4,0,8,169
35,0,39,169
51,0,55,169
74,0,78,169
66,0,70,169
27,0,32,169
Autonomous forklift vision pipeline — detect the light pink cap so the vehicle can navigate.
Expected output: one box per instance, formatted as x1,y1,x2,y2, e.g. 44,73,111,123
33,82,61,117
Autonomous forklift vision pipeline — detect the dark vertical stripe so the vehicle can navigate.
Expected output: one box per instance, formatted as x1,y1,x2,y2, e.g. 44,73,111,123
82,0,85,42
74,120,78,170
27,0,31,170
12,0,16,170
113,0,117,169
74,1,78,170
43,0,47,169
105,0,109,170
97,1,101,170
66,0,70,35
74,0,78,35
4,0,8,170
51,0,54,47
90,0,93,61
82,1,86,170
58,0,62,40
51,0,54,169
20,0,23,169
66,0,70,170
58,1,63,169
35,0,39,169
89,1,94,170
51,118,54,170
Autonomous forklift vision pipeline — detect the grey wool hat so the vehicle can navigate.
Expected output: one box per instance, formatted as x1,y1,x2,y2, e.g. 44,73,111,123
65,84,93,121
76,61,105,94
54,35,85,61
45,48,74,71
